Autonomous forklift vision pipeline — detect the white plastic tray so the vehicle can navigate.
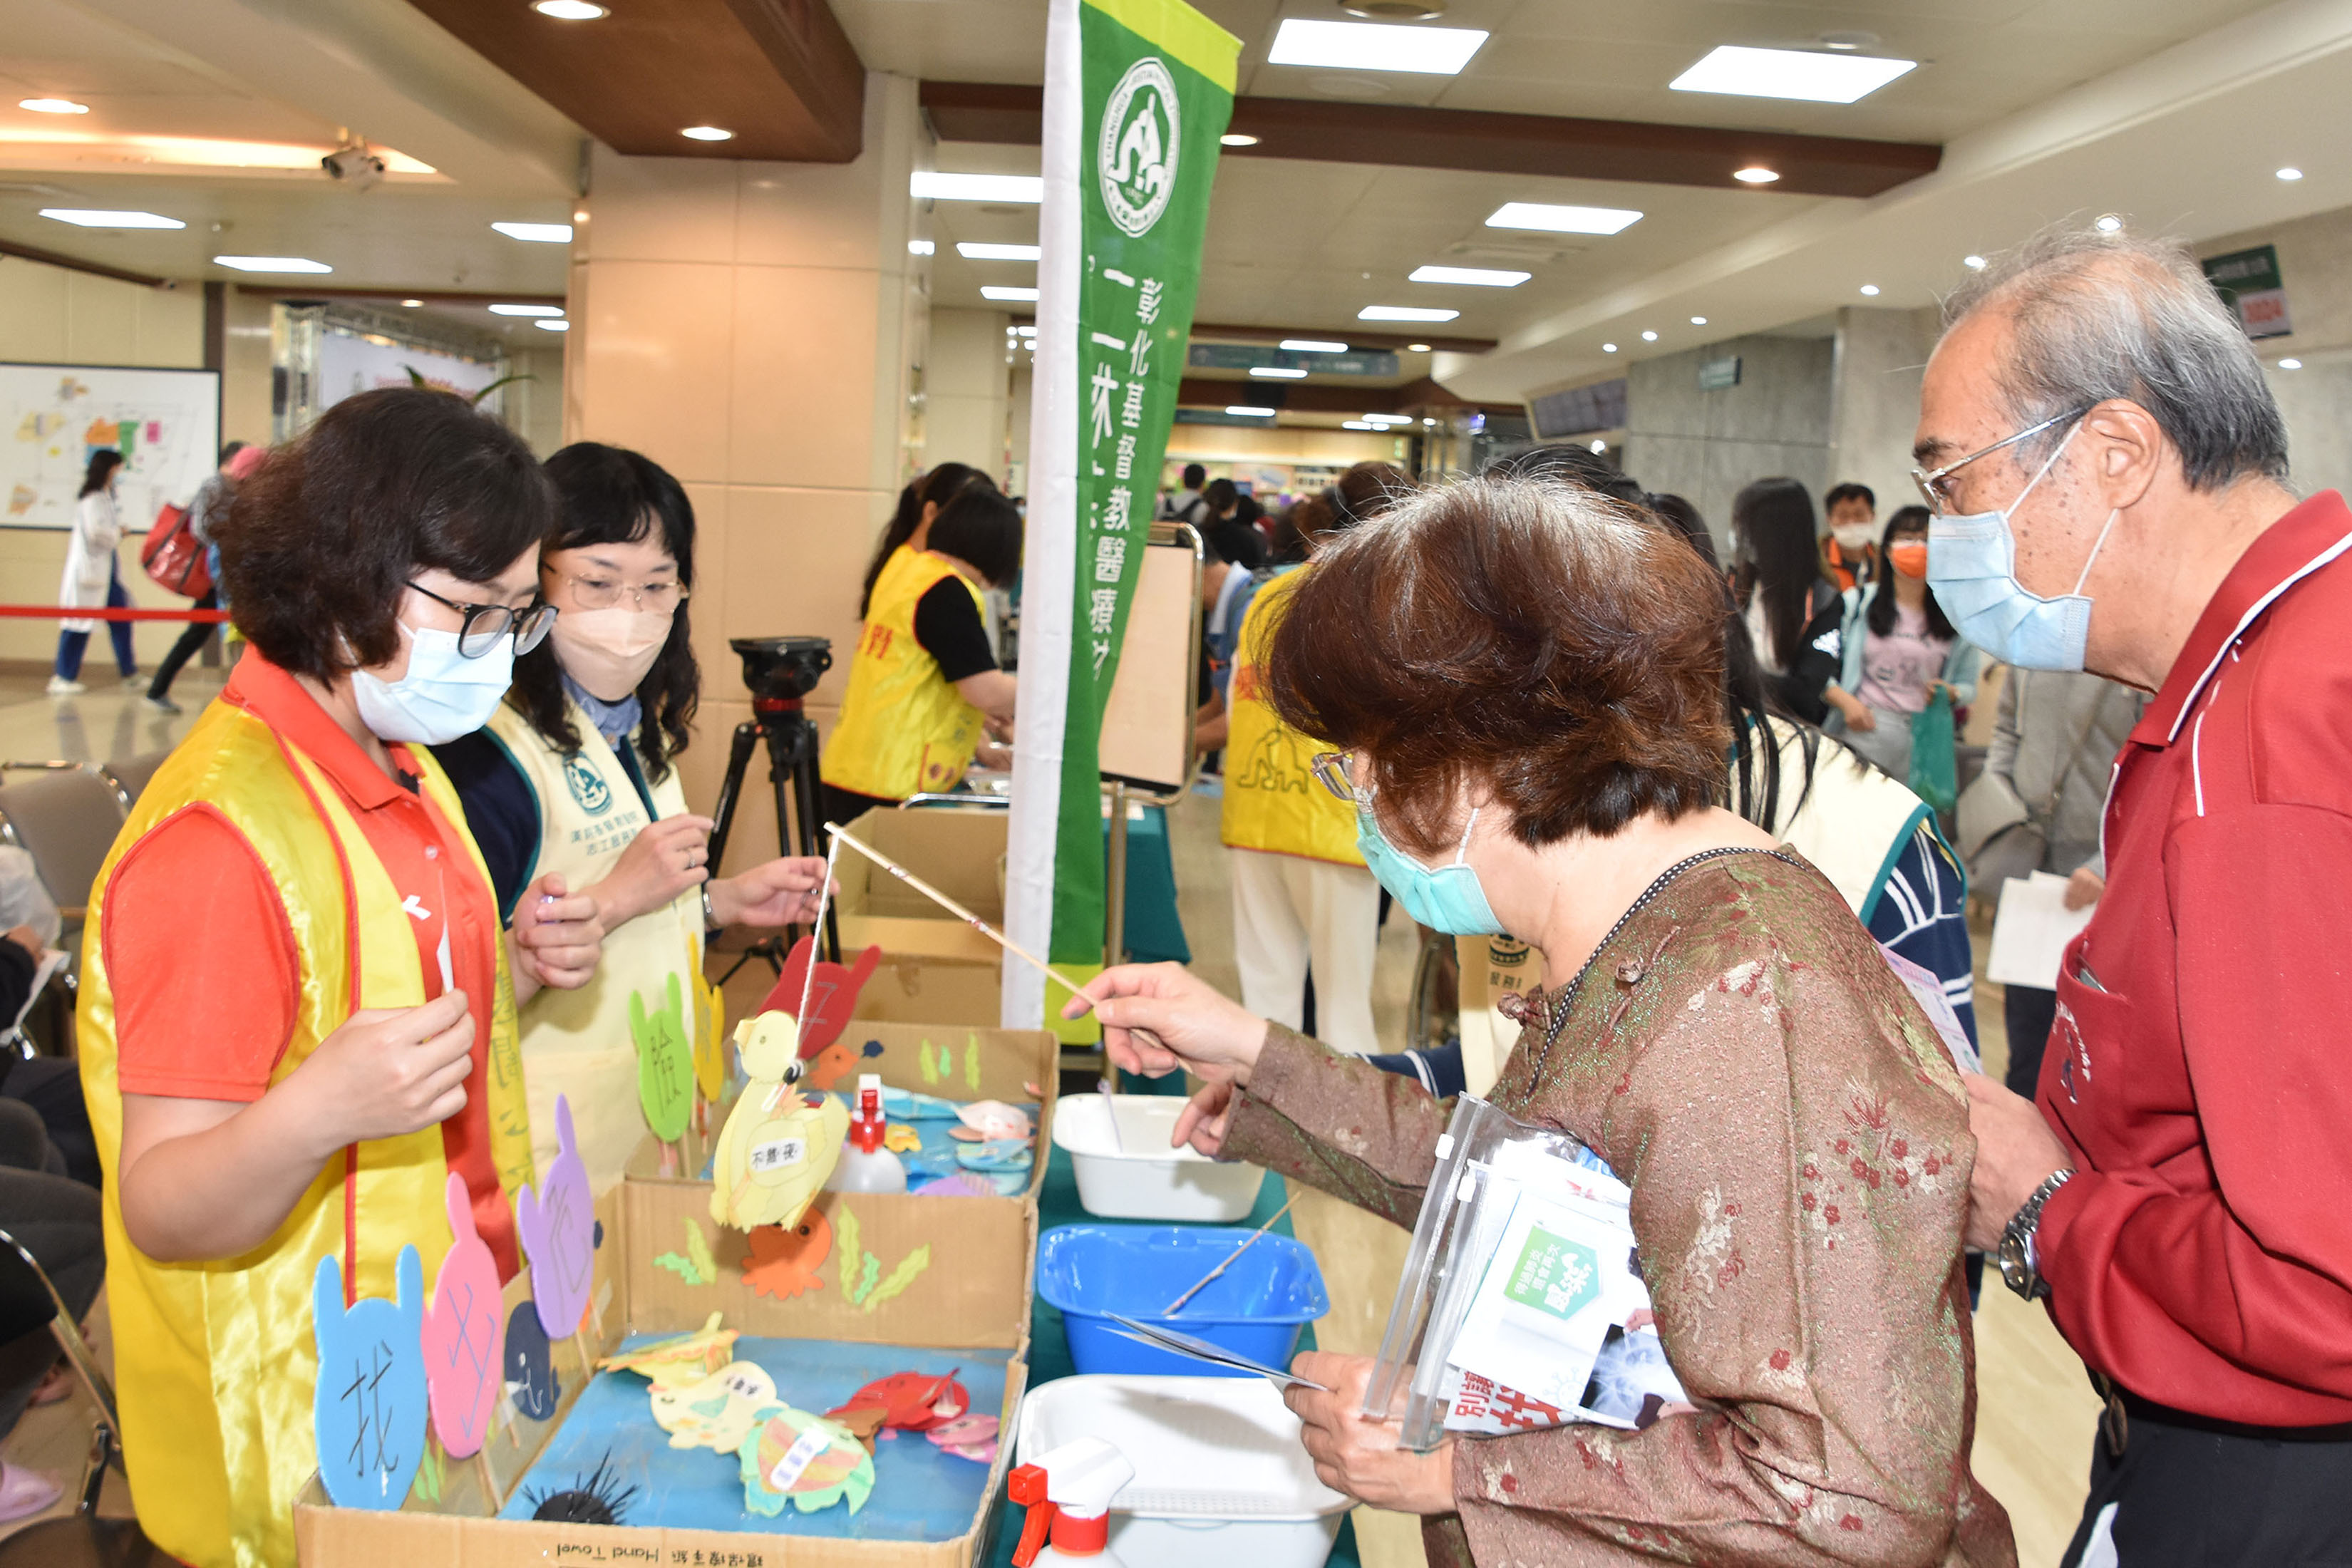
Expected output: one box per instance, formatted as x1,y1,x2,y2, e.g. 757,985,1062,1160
1050,1093,1266,1222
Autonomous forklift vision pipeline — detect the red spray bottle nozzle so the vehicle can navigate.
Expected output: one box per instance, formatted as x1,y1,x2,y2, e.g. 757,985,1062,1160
1007,1438,1130,1564
850,1072,886,1154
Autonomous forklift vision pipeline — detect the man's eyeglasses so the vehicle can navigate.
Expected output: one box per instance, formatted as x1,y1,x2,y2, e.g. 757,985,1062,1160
407,582,557,658
551,573,688,614
1911,408,2089,515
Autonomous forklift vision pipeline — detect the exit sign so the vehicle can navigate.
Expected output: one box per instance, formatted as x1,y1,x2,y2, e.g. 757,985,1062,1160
1698,355,1742,391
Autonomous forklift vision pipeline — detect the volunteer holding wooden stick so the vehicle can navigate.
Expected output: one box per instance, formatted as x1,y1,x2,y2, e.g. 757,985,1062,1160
1071,475,2014,1567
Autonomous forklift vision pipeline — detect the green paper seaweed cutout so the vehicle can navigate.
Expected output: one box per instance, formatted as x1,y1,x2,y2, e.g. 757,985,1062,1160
654,1217,717,1286
831,1202,932,1314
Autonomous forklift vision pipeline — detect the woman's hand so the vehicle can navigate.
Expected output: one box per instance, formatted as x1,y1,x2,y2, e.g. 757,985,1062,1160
511,872,604,1001
294,990,478,1149
592,815,715,929
1067,962,1268,1087
1284,1352,1456,1515
1171,1080,1234,1157
707,856,830,929
1827,686,1876,731
2063,865,2105,911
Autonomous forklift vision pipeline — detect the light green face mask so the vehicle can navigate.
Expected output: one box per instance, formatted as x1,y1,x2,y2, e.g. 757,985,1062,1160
1353,805,1507,937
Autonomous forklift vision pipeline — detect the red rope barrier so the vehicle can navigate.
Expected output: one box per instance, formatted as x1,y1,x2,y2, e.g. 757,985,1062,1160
0,607,229,621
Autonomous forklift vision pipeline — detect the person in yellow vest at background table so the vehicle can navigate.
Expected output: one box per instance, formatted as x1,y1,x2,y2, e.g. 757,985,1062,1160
822,485,1024,825
854,460,998,624
76,388,607,1568
435,442,830,1190
1217,463,1414,1058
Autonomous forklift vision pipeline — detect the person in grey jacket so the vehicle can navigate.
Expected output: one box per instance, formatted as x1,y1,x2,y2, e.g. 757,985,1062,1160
1987,666,2147,1095
143,440,261,713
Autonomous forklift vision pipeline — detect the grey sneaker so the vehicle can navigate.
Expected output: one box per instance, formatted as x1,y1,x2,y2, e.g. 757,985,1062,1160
141,693,181,714
45,677,83,697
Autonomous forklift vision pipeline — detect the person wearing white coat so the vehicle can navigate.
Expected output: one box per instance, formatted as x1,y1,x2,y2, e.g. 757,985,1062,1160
52,449,138,697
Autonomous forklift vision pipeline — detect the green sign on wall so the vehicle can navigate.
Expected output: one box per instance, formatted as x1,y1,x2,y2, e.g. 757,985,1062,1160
2204,244,2292,340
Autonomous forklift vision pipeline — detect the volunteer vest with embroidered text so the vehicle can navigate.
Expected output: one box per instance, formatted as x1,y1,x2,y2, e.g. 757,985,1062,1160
488,699,719,1190
822,549,989,801
1221,564,1364,866
76,700,532,1568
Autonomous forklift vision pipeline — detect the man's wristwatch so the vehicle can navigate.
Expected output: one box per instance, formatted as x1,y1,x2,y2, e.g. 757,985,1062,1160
701,885,720,934
1996,1168,2075,1301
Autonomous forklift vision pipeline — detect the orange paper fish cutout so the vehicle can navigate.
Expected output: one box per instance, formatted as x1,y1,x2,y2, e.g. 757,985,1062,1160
745,1211,832,1301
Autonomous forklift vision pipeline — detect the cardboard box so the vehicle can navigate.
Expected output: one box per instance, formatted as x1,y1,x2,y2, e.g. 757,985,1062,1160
292,1022,1057,1565
852,955,1004,1028
832,805,1008,966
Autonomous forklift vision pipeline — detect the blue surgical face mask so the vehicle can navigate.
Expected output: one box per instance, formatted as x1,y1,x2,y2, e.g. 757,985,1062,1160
1926,421,2120,671
1355,805,1507,937
351,621,514,745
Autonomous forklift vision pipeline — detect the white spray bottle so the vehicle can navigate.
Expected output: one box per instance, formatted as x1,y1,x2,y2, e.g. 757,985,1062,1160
1009,1436,1133,1567
823,1073,907,1193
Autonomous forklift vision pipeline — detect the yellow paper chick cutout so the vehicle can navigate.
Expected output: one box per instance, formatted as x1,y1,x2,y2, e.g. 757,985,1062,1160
709,1011,848,1232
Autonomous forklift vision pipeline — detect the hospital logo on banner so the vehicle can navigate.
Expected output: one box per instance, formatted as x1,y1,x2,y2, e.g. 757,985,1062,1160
1098,58,1180,237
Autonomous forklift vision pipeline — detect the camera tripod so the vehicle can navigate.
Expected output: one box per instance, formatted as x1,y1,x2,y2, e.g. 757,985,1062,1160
706,638,840,983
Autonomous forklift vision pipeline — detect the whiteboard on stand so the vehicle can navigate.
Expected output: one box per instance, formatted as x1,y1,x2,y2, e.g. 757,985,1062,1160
0,362,222,532
1097,526,1201,793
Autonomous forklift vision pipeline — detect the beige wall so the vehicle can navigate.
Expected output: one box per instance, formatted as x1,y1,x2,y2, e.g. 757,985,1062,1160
1827,305,1942,527
0,255,210,664
568,73,924,873
924,306,1011,485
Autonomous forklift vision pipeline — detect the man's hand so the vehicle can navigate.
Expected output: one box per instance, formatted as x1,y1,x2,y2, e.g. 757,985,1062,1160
2063,865,2105,911
512,873,604,998
1961,1072,2073,1250
707,855,830,929
1284,1352,1455,1515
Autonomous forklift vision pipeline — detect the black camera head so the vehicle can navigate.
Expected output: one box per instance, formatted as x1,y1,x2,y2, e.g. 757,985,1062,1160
731,636,832,703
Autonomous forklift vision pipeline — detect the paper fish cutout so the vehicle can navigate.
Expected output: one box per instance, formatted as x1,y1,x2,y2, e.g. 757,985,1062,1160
745,1212,832,1300
882,1123,922,1154
709,1011,849,1233
516,1095,597,1341
421,1173,505,1458
956,1140,1033,1173
880,1087,963,1121
693,971,728,1105
955,1100,1031,1140
927,1413,999,1463
653,1217,718,1286
652,1360,777,1453
505,1300,559,1420
825,1368,967,1433
761,937,882,1059
598,1312,738,1388
738,1407,873,1516
803,1039,860,1093
629,972,695,1143
311,1247,428,1510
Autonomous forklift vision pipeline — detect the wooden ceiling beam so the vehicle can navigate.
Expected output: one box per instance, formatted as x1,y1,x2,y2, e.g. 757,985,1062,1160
920,81,1939,199
406,0,865,163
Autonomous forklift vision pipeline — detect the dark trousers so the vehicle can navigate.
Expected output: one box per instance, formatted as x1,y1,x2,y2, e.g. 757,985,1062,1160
148,587,219,699
2062,1393,2352,1566
53,562,135,681
0,1099,101,1441
2003,983,2059,1098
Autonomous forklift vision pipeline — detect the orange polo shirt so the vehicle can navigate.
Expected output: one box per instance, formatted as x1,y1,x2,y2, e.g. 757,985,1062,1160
103,654,518,1277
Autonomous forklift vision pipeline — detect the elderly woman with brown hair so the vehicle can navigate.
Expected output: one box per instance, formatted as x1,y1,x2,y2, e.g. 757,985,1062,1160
1073,475,2014,1567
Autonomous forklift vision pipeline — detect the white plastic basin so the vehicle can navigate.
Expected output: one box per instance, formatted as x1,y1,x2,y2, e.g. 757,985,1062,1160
1016,1373,1350,1568
1051,1093,1267,1222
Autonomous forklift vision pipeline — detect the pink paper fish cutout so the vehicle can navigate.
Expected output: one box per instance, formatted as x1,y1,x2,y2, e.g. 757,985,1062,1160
421,1172,505,1458
515,1094,596,1341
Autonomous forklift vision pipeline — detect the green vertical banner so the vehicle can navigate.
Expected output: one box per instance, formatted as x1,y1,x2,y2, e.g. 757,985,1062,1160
1051,0,1236,969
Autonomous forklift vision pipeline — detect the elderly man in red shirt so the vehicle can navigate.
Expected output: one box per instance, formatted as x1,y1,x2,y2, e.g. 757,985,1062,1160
1916,224,2352,1566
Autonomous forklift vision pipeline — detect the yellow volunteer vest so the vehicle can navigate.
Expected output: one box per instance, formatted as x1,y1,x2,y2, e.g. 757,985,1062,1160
1221,565,1364,866
821,549,989,800
487,699,720,1190
77,698,532,1568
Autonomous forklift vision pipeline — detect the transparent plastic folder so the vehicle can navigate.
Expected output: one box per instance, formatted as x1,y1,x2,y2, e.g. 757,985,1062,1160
1364,1096,1687,1452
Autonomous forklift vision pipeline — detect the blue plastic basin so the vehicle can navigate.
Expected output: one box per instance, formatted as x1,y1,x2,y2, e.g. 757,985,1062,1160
1036,1223,1329,1379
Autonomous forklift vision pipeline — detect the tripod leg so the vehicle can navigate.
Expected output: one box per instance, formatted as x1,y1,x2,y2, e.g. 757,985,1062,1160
768,716,841,963
706,721,762,874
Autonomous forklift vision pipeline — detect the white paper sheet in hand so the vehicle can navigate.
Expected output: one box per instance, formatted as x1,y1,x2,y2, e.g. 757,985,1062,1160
1986,872,2096,991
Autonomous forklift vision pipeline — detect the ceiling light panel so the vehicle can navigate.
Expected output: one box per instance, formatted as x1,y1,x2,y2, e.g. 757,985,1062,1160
489,303,564,316
1266,19,1489,76
1281,339,1348,353
1360,305,1460,321
981,285,1041,301
957,242,1041,261
41,209,181,229
1225,406,1276,416
681,126,734,142
1671,46,1916,104
532,0,609,16
212,255,330,273
1249,366,1309,378
1485,202,1641,235
913,172,1045,203
492,221,572,243
17,99,88,115
1409,264,1529,287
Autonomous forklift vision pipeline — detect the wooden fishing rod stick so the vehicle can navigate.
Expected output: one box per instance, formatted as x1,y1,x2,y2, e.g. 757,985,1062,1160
1162,1192,1301,1314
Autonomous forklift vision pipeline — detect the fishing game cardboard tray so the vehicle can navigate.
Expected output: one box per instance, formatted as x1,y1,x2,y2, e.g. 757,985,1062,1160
293,1022,1058,1567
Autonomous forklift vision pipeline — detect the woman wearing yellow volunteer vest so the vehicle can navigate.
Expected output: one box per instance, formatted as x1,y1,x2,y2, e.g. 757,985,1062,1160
435,443,830,1190
854,460,995,623
1219,462,1413,1058
821,485,1023,824
78,388,606,1568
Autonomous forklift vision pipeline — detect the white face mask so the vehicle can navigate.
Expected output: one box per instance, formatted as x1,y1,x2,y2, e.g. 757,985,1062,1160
550,605,671,701
1830,522,1877,553
351,622,515,745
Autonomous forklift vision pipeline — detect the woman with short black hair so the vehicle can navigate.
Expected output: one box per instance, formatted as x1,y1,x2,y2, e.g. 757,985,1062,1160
76,387,605,1568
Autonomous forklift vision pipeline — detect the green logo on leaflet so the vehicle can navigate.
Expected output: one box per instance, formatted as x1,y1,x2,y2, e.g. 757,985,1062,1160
1505,1227,1600,1321
563,755,612,815
1098,57,1180,237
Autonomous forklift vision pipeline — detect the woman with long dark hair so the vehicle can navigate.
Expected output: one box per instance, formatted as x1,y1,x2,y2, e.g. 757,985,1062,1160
1729,476,1841,723
1823,505,1980,782
857,461,994,620
435,442,827,1188
51,448,137,696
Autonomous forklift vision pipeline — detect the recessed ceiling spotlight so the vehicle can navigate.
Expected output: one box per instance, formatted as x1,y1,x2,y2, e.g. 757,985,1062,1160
1733,166,1780,184
572,210,588,222
1818,31,1879,51
1641,330,1658,341
1409,264,1530,287
1250,366,1311,378
1672,45,1917,103
1016,325,1038,336
1361,413,1413,424
401,299,423,307
981,285,1041,301
492,221,573,243
212,255,331,273
957,242,1041,261
911,172,1045,203
532,0,609,16
1221,133,1260,147
1964,254,1986,269
1486,202,1642,234
1689,315,1707,325
1601,342,1618,353
1267,19,1490,75
2277,166,2304,181
1225,405,1276,416
2279,357,2304,369
1406,343,1431,352
488,303,564,316
681,125,734,142
1422,417,1436,426
1589,438,1608,453
1859,284,1880,296
17,98,89,115
535,319,571,332
1281,339,1348,353
908,239,934,256
39,209,182,229
2095,215,2123,233
1359,305,1460,321
1342,0,1448,18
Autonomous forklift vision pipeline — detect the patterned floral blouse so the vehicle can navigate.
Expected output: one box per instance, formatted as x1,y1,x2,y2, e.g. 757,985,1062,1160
1223,847,2016,1567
